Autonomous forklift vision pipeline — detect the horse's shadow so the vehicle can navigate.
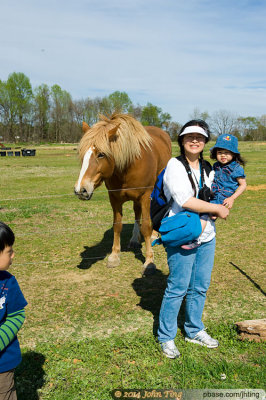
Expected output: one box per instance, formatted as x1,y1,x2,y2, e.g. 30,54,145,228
15,351,45,400
132,269,186,337
76,223,186,336
77,223,145,270
132,269,167,335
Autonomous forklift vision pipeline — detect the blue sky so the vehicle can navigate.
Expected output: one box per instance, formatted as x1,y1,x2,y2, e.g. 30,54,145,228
1,0,266,123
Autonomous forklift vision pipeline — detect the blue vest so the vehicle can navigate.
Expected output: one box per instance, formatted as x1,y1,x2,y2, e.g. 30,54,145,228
211,161,245,201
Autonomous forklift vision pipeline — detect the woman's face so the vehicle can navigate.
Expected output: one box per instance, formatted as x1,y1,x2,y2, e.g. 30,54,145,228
182,133,206,156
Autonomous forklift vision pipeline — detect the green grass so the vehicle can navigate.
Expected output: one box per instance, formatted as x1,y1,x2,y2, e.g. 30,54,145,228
0,142,265,399
15,325,265,400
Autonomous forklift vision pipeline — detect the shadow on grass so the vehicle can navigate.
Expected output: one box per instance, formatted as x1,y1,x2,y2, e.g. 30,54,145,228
77,224,145,269
132,269,167,336
15,351,45,400
132,268,187,338
230,262,266,296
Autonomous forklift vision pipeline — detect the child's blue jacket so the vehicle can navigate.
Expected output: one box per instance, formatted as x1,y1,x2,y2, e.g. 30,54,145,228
211,161,245,201
0,271,27,373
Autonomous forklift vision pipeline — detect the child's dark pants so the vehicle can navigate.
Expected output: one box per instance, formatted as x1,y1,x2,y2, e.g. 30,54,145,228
0,370,16,400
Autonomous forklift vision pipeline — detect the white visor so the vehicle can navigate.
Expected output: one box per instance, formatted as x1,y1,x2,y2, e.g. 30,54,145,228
179,126,208,138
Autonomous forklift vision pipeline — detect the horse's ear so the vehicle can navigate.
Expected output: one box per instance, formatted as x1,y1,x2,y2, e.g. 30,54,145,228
108,124,120,140
82,122,90,133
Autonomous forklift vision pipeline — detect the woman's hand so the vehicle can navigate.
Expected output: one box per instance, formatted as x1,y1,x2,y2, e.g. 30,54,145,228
215,204,229,219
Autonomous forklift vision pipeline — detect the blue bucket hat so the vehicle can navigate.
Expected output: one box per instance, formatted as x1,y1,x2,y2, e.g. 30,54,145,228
210,134,240,154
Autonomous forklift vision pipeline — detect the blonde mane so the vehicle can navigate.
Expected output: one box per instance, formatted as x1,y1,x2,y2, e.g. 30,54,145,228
78,114,153,171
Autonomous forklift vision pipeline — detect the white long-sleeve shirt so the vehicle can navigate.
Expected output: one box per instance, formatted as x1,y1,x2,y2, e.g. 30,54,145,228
163,157,216,243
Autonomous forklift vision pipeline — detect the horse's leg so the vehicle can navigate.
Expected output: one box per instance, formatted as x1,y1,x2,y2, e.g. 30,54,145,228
129,201,142,249
107,195,122,268
140,193,156,276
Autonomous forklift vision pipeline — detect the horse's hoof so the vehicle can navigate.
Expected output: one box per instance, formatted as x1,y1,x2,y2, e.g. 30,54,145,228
142,263,156,277
107,255,120,268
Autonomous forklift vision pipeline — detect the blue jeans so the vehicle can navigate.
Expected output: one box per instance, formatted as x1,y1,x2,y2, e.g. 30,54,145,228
158,237,216,342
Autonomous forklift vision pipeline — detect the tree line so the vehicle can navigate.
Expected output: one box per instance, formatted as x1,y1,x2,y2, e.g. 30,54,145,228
0,72,265,143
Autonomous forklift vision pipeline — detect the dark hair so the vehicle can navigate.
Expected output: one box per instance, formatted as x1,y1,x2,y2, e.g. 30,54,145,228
177,119,211,148
0,222,15,252
210,148,246,166
178,120,211,195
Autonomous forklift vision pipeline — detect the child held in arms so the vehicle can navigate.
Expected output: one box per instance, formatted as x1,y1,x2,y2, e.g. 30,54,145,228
0,221,27,400
182,134,246,250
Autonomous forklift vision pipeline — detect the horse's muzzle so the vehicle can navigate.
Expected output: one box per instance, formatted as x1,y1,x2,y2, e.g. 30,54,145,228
74,187,93,200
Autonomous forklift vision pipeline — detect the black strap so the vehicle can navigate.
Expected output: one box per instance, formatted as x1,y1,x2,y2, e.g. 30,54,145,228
176,155,200,192
201,159,212,177
176,155,194,189
176,155,212,191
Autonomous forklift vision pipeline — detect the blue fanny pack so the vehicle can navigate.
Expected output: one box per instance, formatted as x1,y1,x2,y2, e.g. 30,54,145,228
152,211,202,248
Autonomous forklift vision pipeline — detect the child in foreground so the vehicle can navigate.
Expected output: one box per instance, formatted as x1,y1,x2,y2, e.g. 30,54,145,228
182,134,247,250
0,222,27,400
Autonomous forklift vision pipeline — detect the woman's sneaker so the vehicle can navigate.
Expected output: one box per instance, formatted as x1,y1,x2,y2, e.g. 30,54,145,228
160,340,181,359
185,330,219,348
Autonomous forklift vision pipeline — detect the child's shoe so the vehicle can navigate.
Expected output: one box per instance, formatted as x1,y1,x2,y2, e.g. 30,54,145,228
181,240,200,250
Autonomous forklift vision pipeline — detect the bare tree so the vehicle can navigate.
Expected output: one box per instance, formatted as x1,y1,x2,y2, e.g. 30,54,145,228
72,99,88,127
189,107,210,122
210,110,238,136
167,121,182,141
130,104,143,121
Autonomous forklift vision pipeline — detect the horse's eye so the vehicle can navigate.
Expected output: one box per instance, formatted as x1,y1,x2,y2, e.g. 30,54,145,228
97,153,105,159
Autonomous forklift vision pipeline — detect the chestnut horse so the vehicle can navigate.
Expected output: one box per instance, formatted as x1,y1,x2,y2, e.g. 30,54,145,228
74,114,171,275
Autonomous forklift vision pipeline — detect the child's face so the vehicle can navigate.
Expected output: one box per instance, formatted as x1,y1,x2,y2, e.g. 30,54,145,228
0,246,15,271
216,149,234,165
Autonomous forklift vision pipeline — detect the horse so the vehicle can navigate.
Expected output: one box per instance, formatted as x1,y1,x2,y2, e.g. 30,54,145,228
74,113,172,275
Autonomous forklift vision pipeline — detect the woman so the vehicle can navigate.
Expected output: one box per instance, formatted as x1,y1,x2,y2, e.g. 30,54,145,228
158,120,229,359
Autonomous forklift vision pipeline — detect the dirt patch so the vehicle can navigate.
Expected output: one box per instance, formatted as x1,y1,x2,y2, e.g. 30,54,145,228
247,184,266,191
0,207,18,213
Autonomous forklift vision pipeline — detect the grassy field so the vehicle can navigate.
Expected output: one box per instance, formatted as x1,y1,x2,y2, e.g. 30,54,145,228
0,141,265,400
